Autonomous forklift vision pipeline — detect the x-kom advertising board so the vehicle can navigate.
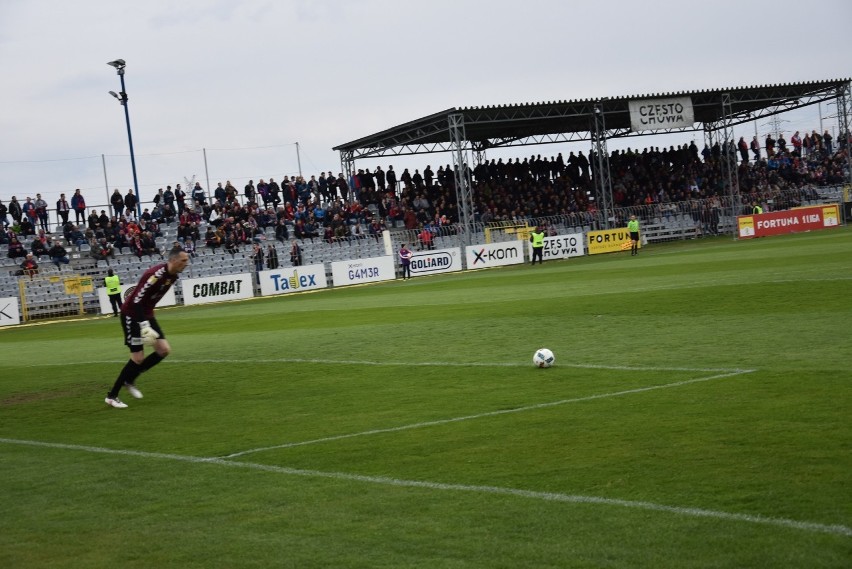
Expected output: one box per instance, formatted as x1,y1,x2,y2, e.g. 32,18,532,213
465,241,525,269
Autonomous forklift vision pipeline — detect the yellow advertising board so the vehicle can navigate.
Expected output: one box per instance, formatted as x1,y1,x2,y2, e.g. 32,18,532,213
821,204,839,227
737,216,755,238
587,228,636,255
63,277,94,295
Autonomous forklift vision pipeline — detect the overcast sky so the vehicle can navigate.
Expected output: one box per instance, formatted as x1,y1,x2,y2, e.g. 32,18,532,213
1,0,850,207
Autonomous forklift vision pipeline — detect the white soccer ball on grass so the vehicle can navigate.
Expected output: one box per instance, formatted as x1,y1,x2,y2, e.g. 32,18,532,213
533,348,555,368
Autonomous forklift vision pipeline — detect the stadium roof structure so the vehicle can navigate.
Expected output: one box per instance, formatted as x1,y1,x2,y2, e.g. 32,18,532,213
333,78,851,159
334,78,851,241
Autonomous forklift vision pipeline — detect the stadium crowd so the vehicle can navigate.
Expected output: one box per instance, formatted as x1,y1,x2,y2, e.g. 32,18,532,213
1,128,849,263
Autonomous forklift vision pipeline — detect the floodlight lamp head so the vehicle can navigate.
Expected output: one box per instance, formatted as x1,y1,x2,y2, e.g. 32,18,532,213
109,91,120,99
107,59,126,69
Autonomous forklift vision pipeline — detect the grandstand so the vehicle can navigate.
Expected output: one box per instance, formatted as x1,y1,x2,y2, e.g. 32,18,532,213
2,79,850,321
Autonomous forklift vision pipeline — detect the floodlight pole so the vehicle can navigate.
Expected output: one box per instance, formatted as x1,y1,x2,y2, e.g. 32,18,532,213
107,59,142,218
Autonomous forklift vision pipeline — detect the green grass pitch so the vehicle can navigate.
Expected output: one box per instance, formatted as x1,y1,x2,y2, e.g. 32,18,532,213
1,228,850,568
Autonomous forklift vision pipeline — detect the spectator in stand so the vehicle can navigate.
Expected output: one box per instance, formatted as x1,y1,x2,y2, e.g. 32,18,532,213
8,196,22,225
418,224,434,250
31,234,50,259
737,137,749,163
250,242,264,272
22,197,36,228
124,188,138,218
225,181,237,202
163,186,175,213
34,194,49,232
19,215,35,236
289,239,302,266
141,232,161,258
214,182,227,205
129,234,145,258
182,237,196,258
823,130,833,154
790,131,802,155
110,189,125,218
386,166,397,191
71,189,86,224
91,238,115,264
112,229,129,253
191,182,206,207
7,235,26,258
68,225,87,249
48,240,70,270
0,199,7,229
267,178,281,208
204,226,220,250
266,243,278,269
174,184,186,215
152,188,165,209
55,193,70,229
18,253,39,277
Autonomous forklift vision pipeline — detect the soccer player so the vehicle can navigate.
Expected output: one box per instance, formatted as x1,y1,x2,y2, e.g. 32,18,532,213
104,245,190,409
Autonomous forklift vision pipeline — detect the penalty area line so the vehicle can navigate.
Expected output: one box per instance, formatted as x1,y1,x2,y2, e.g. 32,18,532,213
221,369,755,459
0,436,848,538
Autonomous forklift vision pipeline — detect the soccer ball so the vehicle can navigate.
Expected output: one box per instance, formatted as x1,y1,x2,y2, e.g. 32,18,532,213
533,348,555,368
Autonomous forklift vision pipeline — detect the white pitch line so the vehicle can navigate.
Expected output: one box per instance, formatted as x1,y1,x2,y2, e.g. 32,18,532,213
222,370,754,459
0,436,848,538
23,357,747,373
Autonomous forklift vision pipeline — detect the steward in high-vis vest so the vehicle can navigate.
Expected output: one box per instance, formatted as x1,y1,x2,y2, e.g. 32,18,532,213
105,269,122,317
530,226,545,265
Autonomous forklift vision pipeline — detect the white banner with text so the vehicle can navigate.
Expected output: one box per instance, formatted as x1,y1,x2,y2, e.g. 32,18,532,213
629,96,694,131
0,296,20,327
465,241,525,269
527,233,586,260
331,256,396,286
258,263,328,296
408,247,463,276
181,273,254,306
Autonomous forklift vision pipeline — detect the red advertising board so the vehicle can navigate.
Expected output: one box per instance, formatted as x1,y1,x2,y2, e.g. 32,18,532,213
737,204,840,239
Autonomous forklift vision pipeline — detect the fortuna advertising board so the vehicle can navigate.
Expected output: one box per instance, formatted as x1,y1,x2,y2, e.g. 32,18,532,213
408,247,463,276
96,284,177,315
587,228,636,255
258,263,328,296
181,273,254,306
331,255,396,286
527,233,585,260
465,241,525,269
628,96,695,131
737,204,840,239
0,296,20,327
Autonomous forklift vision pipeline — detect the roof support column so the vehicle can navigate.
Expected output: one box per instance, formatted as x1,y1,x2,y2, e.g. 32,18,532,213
837,81,852,186
340,150,354,201
720,93,739,237
591,102,613,229
449,113,474,246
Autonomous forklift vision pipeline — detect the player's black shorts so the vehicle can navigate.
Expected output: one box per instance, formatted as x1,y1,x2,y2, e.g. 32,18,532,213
120,315,165,352
630,232,639,242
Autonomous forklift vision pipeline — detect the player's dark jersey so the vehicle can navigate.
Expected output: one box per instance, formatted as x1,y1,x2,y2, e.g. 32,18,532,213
120,263,179,319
